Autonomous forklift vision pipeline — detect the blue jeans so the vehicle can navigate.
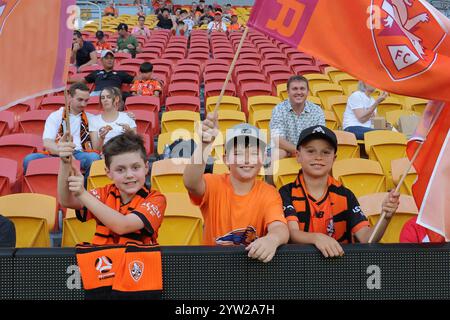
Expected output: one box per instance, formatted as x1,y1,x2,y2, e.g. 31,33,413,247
344,126,377,140
23,151,101,177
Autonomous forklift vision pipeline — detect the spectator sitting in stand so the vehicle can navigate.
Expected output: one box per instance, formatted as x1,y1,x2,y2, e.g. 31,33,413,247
104,1,118,17
156,8,175,30
132,16,151,39
173,20,187,36
180,9,195,36
94,30,112,53
207,11,227,33
198,5,214,26
71,30,97,71
116,23,141,58
228,14,243,32
130,62,162,97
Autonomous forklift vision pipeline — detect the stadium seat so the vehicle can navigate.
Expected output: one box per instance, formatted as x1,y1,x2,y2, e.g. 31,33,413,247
332,158,386,197
247,96,281,124
240,83,273,116
86,159,112,192
165,96,201,112
61,208,96,247
39,96,65,111
18,110,52,134
236,73,267,88
157,193,203,245
78,64,102,73
170,72,200,86
6,101,33,122
391,157,417,195
364,130,407,189
385,110,420,130
150,158,190,193
404,97,428,114
204,82,237,101
235,59,259,68
277,83,288,100
307,96,323,109
0,158,17,196
156,130,198,156
334,130,360,160
119,58,145,67
0,133,43,177
292,64,322,75
324,66,347,83
204,72,228,85
0,111,15,137
376,96,403,118
136,52,160,61
217,110,246,136
234,65,262,79
0,193,57,247
124,95,160,112
272,158,302,190
162,52,186,63
167,82,199,97
206,96,242,113
131,109,157,136
324,110,338,130
358,193,418,243
328,95,349,128
333,73,358,95
161,110,200,134
263,65,291,79
115,65,139,77
310,83,344,109
304,73,332,88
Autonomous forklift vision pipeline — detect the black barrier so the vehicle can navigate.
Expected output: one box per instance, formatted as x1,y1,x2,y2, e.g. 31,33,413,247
2,244,450,300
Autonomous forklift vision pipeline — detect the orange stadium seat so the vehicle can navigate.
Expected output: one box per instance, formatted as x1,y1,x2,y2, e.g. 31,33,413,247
165,96,201,112
39,96,65,111
18,110,53,134
0,111,15,137
204,82,237,100
124,95,160,113
167,82,199,97
0,158,17,196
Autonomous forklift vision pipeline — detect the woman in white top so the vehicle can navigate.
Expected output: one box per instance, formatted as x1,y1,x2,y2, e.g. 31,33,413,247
342,81,388,140
91,87,137,151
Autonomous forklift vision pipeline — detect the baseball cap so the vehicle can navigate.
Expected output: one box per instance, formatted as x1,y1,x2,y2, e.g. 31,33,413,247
95,30,105,39
214,11,222,16
101,50,115,58
117,23,128,31
296,125,338,151
225,123,267,152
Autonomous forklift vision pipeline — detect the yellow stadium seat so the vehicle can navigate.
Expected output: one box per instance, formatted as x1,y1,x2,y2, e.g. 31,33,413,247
206,96,241,113
404,97,428,114
304,73,332,88
217,110,246,137
213,163,265,181
0,193,57,247
328,95,349,129
334,130,359,160
324,67,348,83
61,209,96,247
364,130,407,189
151,158,190,193
324,110,338,130
250,109,272,142
307,96,323,109
310,83,344,110
385,110,420,130
358,193,418,243
391,158,417,195
333,73,358,96
247,96,281,124
156,130,199,155
273,158,302,189
332,158,386,197
87,159,113,192
375,96,403,118
276,83,288,101
161,111,201,134
157,193,203,245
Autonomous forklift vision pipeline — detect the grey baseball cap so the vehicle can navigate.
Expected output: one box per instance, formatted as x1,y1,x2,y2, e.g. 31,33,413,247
225,123,267,152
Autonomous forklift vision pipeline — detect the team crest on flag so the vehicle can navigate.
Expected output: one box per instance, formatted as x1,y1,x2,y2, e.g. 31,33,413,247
370,0,446,81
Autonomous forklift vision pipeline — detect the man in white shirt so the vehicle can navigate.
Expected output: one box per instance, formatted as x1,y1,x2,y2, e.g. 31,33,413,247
342,81,388,139
207,11,227,33
22,82,101,177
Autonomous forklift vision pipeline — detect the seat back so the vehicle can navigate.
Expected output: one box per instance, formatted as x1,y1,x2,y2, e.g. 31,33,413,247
86,159,113,191
161,111,200,134
334,130,359,160
61,208,97,247
273,158,302,189
151,158,190,193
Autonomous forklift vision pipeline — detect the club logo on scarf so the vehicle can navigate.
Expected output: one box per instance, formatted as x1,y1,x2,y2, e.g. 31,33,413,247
129,260,144,282
371,0,446,81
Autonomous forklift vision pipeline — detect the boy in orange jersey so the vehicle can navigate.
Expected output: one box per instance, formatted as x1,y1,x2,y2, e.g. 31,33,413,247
58,131,166,245
183,112,289,263
130,62,163,97
279,125,400,258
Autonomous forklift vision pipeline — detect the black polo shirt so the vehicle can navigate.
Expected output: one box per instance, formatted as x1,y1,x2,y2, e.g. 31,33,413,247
85,69,134,92
157,16,173,29
74,41,95,67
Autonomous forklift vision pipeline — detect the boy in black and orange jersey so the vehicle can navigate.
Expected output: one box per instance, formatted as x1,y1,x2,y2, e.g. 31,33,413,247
279,125,400,258
58,131,166,245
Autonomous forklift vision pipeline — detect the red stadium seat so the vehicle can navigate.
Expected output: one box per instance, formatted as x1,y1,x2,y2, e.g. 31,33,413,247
170,73,200,86
151,59,174,72
165,96,201,112
6,101,33,122
137,53,160,63
141,46,163,55
173,64,201,76
204,59,230,67
235,59,260,67
115,65,139,77
18,110,52,134
187,52,210,61
188,47,210,55
234,65,263,79
240,83,273,116
261,60,286,73
113,52,132,64
0,133,43,177
213,52,235,61
124,95,160,112
238,53,261,61
204,82,236,100
39,96,65,111
292,64,322,75
131,110,156,136
176,59,203,70
204,72,227,85
269,73,292,95
162,52,186,62
288,52,315,63
85,96,101,114
236,73,267,88
0,158,17,196
167,83,199,97
0,111,15,137
264,52,287,64
78,64,102,73
289,59,316,70
263,65,292,78
119,58,145,67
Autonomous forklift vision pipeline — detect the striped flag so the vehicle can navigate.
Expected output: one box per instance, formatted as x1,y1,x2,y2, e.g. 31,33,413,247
0,0,76,110
247,0,450,102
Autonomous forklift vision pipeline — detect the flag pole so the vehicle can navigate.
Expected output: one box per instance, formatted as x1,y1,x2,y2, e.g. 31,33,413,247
368,141,424,243
63,85,75,176
213,26,249,116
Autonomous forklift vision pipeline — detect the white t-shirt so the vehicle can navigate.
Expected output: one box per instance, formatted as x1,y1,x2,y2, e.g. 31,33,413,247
42,108,96,151
207,21,227,32
89,112,137,145
342,91,377,129
183,18,195,31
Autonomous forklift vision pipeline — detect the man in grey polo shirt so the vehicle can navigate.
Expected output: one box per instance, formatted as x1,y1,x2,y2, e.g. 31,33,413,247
270,75,325,160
